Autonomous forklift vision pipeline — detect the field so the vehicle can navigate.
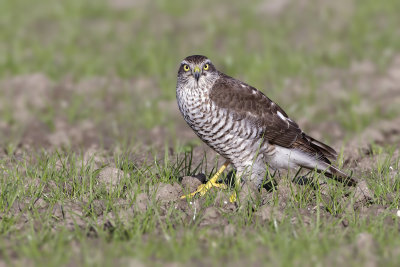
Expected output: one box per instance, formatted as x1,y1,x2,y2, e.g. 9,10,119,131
1,0,400,266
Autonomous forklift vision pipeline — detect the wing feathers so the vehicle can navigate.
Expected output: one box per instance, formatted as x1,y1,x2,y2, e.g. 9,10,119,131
210,73,340,165
304,134,338,160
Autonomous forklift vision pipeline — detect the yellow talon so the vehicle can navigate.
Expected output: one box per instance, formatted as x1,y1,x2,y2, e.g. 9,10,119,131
180,181,227,199
181,160,230,199
229,192,237,203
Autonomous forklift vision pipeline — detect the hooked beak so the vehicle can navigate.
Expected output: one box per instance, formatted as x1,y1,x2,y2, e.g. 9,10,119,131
193,66,200,81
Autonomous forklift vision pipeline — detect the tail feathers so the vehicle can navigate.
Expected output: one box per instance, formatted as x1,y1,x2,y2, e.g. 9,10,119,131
298,134,355,184
325,164,357,186
272,145,355,186
300,160,357,186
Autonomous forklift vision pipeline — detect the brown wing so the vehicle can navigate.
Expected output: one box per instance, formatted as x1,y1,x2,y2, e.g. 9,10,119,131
209,73,338,161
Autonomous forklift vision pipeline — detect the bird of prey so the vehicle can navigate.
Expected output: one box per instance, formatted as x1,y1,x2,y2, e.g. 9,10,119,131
176,55,355,200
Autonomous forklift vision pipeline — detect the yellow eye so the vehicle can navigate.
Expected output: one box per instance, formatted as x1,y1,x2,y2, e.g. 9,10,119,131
183,65,190,72
203,64,209,70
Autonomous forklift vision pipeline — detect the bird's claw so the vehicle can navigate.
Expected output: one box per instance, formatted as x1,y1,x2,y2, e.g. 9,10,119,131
181,181,227,199
229,192,237,202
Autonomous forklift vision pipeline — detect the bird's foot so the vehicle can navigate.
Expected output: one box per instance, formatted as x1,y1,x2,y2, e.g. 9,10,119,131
181,181,227,199
229,192,237,203
181,160,230,200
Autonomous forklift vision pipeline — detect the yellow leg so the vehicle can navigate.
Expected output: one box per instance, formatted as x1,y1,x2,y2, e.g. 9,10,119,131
181,160,230,199
229,174,241,202
229,192,237,202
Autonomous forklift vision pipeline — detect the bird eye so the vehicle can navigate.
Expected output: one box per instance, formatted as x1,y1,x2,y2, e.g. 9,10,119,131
183,65,190,72
203,64,209,70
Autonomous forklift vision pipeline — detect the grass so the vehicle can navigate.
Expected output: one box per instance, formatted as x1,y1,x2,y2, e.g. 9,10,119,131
0,147,400,266
1,0,400,265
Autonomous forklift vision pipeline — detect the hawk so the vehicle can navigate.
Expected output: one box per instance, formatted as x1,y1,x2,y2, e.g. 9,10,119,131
176,55,355,200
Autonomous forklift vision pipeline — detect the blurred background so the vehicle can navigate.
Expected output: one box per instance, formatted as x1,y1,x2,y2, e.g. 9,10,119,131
1,0,400,153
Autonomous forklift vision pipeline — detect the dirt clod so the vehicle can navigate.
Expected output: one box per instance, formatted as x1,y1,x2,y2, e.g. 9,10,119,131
90,199,106,216
134,193,149,212
276,178,292,209
238,181,260,205
256,205,285,223
34,198,48,210
83,147,106,169
181,176,202,192
213,191,231,207
52,202,86,230
156,183,182,202
200,207,227,227
353,180,373,204
98,167,128,188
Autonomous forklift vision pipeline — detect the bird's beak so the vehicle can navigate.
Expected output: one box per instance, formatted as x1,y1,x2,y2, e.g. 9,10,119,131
193,66,200,81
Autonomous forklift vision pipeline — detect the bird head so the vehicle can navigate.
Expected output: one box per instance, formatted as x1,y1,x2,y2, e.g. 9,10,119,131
177,55,218,89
